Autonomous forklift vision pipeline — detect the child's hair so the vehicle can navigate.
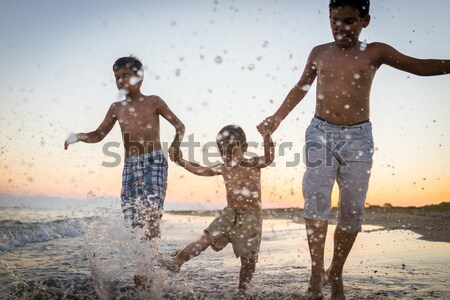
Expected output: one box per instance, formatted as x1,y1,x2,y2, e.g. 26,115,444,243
113,56,143,74
216,125,247,146
329,0,370,18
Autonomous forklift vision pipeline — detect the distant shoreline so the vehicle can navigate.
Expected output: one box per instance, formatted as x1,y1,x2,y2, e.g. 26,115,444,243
166,203,450,243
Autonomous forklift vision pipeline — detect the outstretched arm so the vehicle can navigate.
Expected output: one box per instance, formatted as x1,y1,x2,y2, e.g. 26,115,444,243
64,103,117,150
376,42,450,76
257,48,318,134
241,132,275,169
176,149,221,177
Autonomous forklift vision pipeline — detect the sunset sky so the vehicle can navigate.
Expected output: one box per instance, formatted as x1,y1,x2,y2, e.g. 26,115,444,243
1,0,449,210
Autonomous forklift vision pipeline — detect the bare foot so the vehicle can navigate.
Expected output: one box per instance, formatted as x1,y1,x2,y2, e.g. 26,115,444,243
158,256,181,273
306,270,328,296
133,274,150,287
236,289,252,299
306,273,325,300
329,273,346,300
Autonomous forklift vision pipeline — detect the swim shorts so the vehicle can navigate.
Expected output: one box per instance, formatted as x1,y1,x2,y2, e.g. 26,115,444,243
302,117,374,233
205,206,262,261
120,150,168,237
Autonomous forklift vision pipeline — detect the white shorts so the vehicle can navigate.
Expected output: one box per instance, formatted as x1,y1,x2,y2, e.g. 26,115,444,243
302,117,374,233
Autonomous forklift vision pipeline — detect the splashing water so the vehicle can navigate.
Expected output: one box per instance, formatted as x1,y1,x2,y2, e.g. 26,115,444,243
85,218,170,299
118,89,128,100
301,84,311,92
359,39,367,51
65,133,79,145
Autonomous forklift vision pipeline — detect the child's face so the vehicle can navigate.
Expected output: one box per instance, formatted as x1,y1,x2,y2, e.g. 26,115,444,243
114,67,143,94
217,141,246,167
329,5,370,48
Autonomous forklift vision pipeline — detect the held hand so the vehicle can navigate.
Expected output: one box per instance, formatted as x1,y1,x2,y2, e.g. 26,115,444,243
169,145,183,163
64,133,79,150
257,116,281,135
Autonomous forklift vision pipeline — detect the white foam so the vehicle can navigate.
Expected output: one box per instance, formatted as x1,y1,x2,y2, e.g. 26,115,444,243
85,217,170,299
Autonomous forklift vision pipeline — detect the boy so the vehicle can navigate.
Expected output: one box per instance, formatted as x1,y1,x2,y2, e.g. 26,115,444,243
64,56,185,244
257,1,450,299
164,124,274,295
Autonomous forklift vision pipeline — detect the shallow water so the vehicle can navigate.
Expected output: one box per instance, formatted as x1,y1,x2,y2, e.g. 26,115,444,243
1,212,449,299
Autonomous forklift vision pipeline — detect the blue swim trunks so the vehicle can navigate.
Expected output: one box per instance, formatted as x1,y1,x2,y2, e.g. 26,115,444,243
120,150,168,233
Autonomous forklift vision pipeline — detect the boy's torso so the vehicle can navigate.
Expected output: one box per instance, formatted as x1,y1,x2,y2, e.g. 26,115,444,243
220,163,262,212
114,95,162,157
313,42,381,125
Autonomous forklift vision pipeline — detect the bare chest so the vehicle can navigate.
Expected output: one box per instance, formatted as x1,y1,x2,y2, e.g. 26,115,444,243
116,102,158,130
315,50,377,82
222,167,261,188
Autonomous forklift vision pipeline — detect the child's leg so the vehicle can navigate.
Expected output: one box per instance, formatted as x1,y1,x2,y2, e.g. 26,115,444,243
238,257,256,293
305,218,328,300
326,226,357,300
327,161,370,299
132,205,162,242
163,233,212,272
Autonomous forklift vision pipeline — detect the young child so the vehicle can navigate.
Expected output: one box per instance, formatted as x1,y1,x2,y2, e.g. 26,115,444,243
257,1,450,299
164,124,274,295
64,56,185,278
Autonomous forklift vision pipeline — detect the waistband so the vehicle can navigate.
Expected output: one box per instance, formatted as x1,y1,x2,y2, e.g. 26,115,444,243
314,115,370,126
312,116,372,130
124,150,165,163
225,206,261,215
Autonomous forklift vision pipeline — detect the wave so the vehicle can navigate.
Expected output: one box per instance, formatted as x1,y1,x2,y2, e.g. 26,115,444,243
0,217,98,252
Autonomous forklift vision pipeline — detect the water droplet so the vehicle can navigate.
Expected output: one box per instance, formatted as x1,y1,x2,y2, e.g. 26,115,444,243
214,56,223,64
359,39,367,51
301,84,311,92
129,75,142,86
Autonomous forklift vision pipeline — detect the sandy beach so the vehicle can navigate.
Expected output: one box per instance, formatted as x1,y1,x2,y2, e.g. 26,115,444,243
1,203,449,299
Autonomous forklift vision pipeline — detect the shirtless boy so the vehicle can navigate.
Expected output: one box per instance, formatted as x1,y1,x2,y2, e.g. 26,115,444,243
64,56,185,242
257,1,450,299
164,125,274,295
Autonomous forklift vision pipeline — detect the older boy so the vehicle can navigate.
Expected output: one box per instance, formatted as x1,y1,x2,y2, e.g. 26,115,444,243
64,56,185,242
164,125,274,296
257,1,450,299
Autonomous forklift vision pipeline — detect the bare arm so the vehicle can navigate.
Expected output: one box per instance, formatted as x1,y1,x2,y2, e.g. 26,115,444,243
375,42,450,76
241,132,275,169
64,103,117,150
157,97,185,145
157,97,186,160
262,132,275,167
257,48,318,134
176,150,221,176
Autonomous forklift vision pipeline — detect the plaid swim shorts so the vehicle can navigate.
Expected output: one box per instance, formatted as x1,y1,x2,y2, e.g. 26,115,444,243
120,150,168,229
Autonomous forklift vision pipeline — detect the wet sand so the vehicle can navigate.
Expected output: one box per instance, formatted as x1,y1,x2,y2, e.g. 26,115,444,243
361,207,450,243
2,212,448,299
168,205,450,243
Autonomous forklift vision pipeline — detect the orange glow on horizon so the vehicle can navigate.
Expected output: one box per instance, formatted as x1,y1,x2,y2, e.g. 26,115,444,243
1,150,449,208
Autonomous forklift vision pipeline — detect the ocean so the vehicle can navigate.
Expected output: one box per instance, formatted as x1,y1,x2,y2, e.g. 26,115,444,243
0,203,449,299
